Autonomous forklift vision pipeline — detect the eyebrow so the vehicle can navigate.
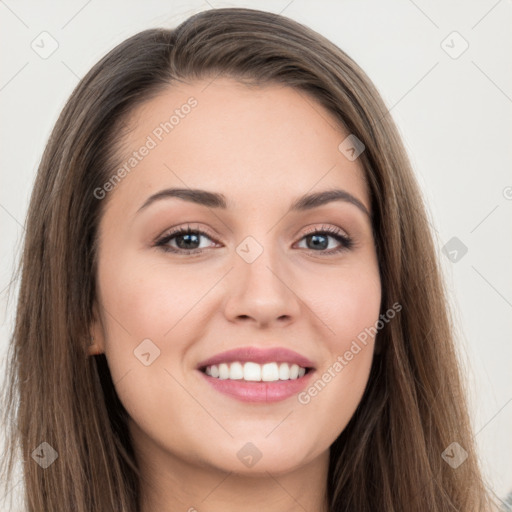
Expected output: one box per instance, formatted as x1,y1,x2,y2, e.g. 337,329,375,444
137,187,370,217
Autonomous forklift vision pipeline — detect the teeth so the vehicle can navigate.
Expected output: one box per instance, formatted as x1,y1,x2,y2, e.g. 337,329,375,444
261,362,279,381
228,361,244,380
203,361,309,382
244,362,261,381
218,363,229,380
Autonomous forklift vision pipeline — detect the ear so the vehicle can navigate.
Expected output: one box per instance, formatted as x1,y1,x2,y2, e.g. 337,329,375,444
88,301,105,356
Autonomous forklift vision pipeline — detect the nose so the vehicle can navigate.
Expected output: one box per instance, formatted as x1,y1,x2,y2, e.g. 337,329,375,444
223,238,301,328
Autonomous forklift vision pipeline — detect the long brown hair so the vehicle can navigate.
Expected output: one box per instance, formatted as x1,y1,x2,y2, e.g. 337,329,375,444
1,7,498,511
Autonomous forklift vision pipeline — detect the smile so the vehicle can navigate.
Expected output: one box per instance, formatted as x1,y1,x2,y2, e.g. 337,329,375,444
196,346,316,402
202,361,309,381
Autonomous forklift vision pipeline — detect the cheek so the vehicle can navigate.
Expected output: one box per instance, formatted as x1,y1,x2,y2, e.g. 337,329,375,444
94,252,196,386
98,253,209,340
95,254,213,446
311,263,382,347
296,264,381,431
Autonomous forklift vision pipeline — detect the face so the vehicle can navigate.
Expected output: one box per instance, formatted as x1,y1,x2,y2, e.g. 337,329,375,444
90,78,381,478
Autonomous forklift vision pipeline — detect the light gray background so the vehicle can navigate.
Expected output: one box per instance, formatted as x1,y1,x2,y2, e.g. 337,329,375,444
1,0,511,507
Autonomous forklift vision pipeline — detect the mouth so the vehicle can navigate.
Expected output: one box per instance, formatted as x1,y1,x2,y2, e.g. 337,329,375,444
196,346,316,403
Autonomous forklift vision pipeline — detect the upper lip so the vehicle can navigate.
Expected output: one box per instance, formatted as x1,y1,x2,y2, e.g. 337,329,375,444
196,346,316,370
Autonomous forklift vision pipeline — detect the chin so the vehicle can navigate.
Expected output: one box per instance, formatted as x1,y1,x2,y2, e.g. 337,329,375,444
198,436,321,476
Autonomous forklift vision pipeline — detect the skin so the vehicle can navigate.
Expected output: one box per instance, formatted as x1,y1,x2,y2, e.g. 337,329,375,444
89,78,382,512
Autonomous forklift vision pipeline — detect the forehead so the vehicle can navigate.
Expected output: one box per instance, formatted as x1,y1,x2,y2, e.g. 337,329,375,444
107,77,370,214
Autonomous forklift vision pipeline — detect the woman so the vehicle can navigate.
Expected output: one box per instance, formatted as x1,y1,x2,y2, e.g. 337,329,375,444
0,7,498,511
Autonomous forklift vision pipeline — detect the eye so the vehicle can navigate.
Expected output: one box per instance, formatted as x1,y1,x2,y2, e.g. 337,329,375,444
295,225,353,255
154,225,219,255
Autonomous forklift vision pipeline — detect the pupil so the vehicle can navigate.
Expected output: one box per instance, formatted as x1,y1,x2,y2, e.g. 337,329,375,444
177,233,200,249
309,234,327,250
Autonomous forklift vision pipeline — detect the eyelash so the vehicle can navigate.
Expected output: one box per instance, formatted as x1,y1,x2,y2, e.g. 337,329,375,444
154,224,354,257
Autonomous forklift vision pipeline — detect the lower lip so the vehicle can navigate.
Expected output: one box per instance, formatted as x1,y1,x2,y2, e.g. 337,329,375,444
198,369,316,403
